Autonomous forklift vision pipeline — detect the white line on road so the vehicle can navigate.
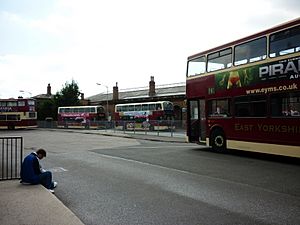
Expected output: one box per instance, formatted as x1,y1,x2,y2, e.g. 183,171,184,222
96,153,300,225
129,145,195,149
96,152,297,198
48,167,68,172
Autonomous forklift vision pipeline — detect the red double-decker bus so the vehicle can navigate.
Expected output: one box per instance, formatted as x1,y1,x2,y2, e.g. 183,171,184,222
114,101,174,131
0,98,37,129
57,105,106,129
186,18,300,158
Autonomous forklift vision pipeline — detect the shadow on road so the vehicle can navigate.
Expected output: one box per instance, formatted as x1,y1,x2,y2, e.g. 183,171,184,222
191,146,300,165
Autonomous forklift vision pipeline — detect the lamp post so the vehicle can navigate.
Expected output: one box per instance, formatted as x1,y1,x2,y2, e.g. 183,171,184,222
96,83,109,120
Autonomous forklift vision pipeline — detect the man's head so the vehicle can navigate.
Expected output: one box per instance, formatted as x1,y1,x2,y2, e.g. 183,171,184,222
36,148,46,159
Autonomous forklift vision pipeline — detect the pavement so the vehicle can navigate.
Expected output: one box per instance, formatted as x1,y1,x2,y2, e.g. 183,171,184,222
0,180,84,225
0,128,187,225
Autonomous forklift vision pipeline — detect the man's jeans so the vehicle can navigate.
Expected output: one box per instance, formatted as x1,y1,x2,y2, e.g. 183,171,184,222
39,171,54,189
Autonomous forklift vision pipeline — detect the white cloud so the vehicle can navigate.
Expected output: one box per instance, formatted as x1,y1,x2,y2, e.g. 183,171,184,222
1,11,23,24
0,0,299,98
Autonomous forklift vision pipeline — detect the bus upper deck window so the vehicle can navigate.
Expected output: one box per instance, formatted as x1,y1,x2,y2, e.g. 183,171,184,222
269,25,300,57
207,48,232,72
234,37,266,65
7,101,17,107
18,101,25,106
187,56,206,77
28,100,35,106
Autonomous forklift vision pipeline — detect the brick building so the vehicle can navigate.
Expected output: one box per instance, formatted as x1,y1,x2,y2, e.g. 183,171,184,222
88,76,186,122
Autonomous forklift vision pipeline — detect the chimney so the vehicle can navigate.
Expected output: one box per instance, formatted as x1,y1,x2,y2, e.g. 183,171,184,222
47,83,51,96
80,93,84,100
149,76,156,97
113,82,119,100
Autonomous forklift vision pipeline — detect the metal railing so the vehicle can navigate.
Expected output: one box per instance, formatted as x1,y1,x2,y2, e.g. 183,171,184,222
0,136,23,180
38,120,186,129
38,120,186,137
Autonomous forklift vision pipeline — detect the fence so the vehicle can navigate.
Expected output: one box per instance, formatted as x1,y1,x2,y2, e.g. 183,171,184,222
38,120,186,137
0,136,23,180
38,120,186,130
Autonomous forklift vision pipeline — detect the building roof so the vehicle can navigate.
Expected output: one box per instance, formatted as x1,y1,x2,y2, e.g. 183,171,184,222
87,83,186,102
33,94,53,99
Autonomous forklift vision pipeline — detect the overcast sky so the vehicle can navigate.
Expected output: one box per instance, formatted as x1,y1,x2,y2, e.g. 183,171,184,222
0,0,299,98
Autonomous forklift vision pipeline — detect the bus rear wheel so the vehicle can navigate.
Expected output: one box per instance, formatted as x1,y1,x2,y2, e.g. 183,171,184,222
211,129,226,152
8,125,15,130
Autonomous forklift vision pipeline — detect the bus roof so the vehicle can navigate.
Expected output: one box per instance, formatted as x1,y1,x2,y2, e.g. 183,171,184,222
188,17,300,60
115,101,172,107
0,98,35,101
58,105,102,109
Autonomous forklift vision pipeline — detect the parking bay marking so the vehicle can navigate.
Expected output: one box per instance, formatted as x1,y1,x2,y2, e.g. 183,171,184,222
130,145,193,149
48,167,68,173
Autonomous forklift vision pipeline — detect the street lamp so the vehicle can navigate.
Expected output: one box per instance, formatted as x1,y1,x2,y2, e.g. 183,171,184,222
96,83,109,120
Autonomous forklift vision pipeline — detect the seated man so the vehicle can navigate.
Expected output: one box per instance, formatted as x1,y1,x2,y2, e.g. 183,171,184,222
20,148,57,193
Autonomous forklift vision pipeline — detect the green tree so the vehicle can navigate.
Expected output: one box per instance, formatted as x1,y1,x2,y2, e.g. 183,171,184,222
54,79,81,107
37,99,56,120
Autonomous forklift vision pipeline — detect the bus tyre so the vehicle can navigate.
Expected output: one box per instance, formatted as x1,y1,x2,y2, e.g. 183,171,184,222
211,129,226,152
149,125,154,131
8,125,15,130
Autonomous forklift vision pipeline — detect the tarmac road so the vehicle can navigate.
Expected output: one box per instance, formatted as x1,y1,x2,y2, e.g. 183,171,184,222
2,129,300,225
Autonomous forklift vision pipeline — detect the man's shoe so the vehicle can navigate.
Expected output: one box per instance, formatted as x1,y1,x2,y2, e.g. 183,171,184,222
53,181,58,188
48,189,55,194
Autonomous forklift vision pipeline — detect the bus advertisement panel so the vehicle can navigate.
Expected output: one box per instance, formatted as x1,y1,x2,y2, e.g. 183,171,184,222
0,98,37,129
57,105,105,129
114,101,174,131
186,18,300,158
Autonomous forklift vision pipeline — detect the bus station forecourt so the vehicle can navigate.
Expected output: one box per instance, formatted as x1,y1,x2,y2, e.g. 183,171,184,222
0,128,186,225
1,18,299,224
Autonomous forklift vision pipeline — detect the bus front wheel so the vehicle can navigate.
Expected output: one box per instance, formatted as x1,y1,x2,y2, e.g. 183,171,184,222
211,129,226,152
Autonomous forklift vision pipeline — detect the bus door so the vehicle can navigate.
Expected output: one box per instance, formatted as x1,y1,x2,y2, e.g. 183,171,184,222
188,99,206,143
